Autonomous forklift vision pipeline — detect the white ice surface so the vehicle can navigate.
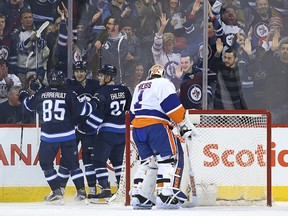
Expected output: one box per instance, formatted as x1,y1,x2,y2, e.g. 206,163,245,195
0,202,288,216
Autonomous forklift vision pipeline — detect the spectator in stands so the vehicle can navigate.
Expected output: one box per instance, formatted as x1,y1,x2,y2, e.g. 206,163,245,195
161,0,189,51
0,85,33,123
27,0,59,28
211,38,247,110
152,13,181,81
0,57,21,104
178,54,214,109
270,0,288,36
14,9,48,87
261,16,284,52
78,1,111,77
213,1,245,51
121,20,141,77
125,61,145,94
103,0,139,28
234,31,257,109
94,16,129,84
260,36,288,123
0,13,17,72
245,0,272,50
53,3,82,76
0,0,30,34
134,0,162,71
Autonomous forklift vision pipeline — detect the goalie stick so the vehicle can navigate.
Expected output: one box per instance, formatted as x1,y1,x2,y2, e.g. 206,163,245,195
171,121,199,208
181,136,199,208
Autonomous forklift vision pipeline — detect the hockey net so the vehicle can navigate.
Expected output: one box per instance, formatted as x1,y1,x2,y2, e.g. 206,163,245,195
109,110,272,206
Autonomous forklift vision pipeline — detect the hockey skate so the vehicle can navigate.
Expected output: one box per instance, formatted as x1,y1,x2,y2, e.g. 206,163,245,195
44,188,64,205
75,188,89,205
131,194,155,210
156,193,183,209
87,186,96,199
89,188,112,204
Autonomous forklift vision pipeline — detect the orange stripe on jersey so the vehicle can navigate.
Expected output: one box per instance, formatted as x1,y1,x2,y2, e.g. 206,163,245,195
132,118,169,128
168,106,185,124
165,125,176,154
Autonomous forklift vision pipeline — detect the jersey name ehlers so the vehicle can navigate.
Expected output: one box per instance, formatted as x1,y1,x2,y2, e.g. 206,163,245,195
41,92,67,99
110,92,125,100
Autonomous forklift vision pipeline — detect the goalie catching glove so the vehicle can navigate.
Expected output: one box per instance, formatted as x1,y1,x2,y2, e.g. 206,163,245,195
179,110,200,138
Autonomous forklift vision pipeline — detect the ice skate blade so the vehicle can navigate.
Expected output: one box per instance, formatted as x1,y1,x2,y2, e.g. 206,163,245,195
89,198,109,204
45,199,65,205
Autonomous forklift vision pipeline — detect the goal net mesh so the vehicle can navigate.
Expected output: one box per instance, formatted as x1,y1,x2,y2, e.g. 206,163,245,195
109,110,271,206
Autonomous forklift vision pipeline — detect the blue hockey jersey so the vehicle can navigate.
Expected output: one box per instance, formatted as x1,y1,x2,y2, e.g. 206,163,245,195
80,84,132,134
22,87,97,143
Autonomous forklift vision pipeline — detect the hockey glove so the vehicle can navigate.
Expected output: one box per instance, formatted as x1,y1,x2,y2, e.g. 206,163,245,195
18,89,30,103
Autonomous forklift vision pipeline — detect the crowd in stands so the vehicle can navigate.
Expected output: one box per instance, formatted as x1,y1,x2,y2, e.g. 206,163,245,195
0,0,288,123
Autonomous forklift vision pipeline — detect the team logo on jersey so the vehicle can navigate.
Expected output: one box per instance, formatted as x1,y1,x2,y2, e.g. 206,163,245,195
198,42,212,61
254,22,268,39
0,45,9,61
226,33,235,47
164,61,179,79
187,84,202,104
77,93,93,102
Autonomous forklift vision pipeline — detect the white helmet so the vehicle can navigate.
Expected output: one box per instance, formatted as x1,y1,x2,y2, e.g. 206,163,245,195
148,64,165,78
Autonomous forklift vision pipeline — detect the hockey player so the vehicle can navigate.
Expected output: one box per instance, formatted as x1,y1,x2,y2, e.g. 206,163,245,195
57,61,101,198
129,64,194,209
18,68,100,204
88,64,132,202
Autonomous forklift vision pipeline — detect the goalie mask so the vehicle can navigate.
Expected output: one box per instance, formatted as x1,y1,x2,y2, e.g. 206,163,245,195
48,68,66,88
148,64,165,78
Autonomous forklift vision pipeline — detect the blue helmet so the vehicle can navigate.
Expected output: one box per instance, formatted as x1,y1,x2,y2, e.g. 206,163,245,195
73,61,87,71
99,64,117,77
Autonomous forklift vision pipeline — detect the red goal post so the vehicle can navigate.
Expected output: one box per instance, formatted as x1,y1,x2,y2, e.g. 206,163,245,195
112,110,272,207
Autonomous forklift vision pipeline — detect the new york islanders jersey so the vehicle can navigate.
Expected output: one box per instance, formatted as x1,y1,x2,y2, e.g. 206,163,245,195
23,88,96,143
130,77,185,128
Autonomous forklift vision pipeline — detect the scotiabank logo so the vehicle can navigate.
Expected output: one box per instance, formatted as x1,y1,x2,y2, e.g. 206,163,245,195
203,142,288,167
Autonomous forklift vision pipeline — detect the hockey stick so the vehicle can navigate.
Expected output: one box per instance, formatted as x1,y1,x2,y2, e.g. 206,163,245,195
117,35,124,84
36,21,49,38
19,52,34,164
181,136,199,208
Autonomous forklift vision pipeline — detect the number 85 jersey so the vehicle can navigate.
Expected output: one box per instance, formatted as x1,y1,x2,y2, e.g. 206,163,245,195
22,88,96,143
130,77,185,128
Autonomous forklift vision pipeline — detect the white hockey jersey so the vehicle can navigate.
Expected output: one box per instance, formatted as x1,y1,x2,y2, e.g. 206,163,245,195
130,77,185,128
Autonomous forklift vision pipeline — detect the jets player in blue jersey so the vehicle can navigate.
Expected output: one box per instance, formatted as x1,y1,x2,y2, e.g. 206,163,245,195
18,69,100,204
57,61,102,198
88,64,132,201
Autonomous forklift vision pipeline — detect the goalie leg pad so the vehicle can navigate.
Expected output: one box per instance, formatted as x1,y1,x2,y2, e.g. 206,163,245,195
130,156,157,209
156,154,187,209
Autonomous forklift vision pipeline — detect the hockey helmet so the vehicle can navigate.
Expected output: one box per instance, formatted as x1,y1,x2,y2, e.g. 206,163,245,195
73,61,87,71
148,64,165,78
98,64,117,77
48,68,66,88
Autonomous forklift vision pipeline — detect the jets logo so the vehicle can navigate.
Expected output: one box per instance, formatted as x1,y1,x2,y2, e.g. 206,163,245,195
77,93,93,102
198,42,212,60
226,33,235,47
254,22,268,39
188,84,202,104
164,61,179,79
